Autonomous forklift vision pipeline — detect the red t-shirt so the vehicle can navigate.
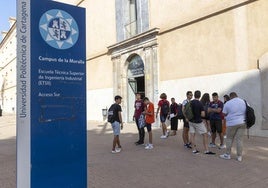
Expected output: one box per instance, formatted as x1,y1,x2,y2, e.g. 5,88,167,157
145,102,155,124
158,99,170,115
134,99,144,119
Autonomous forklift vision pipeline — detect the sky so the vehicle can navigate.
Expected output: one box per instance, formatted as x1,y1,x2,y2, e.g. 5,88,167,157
0,0,16,42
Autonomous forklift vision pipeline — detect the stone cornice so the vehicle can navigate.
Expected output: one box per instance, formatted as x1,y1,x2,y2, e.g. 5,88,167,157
0,20,16,48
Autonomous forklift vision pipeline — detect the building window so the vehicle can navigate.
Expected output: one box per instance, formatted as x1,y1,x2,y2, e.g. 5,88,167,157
116,0,149,42
125,0,137,38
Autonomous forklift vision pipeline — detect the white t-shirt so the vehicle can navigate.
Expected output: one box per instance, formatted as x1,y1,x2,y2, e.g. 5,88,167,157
222,97,246,126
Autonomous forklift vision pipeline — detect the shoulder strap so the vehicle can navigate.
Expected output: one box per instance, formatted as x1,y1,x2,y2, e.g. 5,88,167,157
244,100,250,139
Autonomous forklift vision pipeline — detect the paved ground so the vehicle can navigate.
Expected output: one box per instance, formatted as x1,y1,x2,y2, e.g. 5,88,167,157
1,113,268,188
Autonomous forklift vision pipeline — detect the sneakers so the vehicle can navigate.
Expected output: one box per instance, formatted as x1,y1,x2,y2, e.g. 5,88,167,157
184,143,192,149
209,143,216,148
160,135,167,139
166,131,170,137
237,156,242,162
145,144,153,150
220,153,231,160
219,144,226,149
192,150,199,154
116,147,122,153
204,151,216,155
111,147,122,154
135,141,144,145
219,154,243,161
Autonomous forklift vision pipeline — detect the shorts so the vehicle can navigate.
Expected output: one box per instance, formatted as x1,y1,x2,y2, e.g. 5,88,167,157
189,121,207,135
210,119,222,133
183,118,189,128
160,114,168,123
111,121,120,136
145,123,152,132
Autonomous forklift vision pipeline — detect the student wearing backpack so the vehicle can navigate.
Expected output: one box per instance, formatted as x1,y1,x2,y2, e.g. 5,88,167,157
169,98,179,136
182,91,193,148
189,90,215,155
156,93,170,139
109,95,123,154
220,92,246,162
222,94,230,138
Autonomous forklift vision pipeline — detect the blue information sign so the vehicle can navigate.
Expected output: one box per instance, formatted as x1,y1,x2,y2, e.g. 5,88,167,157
17,0,87,187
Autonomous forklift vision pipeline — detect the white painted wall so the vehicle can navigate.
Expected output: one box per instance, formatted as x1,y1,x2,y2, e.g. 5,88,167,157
159,69,267,137
87,88,113,121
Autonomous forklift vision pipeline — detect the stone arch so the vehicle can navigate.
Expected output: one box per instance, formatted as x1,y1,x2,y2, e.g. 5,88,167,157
125,54,145,121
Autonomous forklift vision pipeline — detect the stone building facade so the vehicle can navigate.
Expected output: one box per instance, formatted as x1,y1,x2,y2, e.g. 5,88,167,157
1,0,268,136
66,0,267,137
0,17,16,113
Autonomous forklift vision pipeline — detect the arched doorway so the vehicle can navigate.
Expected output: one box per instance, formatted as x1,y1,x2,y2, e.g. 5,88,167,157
127,55,145,122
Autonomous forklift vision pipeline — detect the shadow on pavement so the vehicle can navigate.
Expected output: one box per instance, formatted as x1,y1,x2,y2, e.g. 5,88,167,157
87,121,268,188
1,119,268,188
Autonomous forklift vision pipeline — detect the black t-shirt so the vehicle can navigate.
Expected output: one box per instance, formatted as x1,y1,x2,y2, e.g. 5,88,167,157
112,103,122,122
190,99,204,123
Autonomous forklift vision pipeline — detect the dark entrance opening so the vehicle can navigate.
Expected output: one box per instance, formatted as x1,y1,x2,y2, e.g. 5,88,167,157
135,76,145,98
127,55,145,122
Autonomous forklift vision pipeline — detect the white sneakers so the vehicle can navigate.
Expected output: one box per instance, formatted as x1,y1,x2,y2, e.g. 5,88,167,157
237,156,243,162
219,153,231,160
160,135,167,139
220,153,243,162
145,144,153,150
208,143,217,148
160,131,169,139
111,147,122,154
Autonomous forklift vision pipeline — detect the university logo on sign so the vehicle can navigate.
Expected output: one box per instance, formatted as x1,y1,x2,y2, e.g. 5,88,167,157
39,9,79,49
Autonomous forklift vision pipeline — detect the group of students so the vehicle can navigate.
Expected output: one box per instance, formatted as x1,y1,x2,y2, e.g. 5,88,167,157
132,91,225,153
110,90,247,161
108,94,155,153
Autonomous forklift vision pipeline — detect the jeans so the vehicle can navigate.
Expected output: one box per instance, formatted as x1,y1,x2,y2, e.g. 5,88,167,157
135,118,145,142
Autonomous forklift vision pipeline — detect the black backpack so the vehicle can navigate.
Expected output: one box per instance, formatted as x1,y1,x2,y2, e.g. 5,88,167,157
161,100,169,115
107,104,116,123
244,100,255,129
177,103,184,119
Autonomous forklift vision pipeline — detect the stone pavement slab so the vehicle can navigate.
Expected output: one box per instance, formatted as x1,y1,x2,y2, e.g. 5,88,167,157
87,121,268,188
1,114,268,188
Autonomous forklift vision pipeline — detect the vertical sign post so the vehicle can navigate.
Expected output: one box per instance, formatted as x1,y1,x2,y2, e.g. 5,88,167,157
17,0,87,187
